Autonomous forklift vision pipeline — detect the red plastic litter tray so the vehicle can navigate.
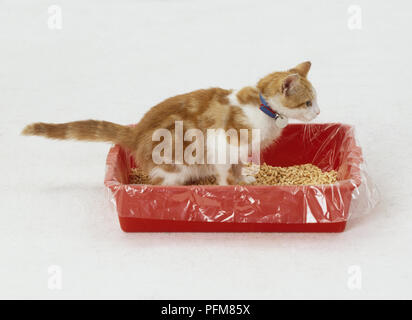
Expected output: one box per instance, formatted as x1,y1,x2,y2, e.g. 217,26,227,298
104,123,363,233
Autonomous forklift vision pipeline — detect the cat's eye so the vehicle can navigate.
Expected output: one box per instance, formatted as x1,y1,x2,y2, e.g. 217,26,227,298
305,101,312,107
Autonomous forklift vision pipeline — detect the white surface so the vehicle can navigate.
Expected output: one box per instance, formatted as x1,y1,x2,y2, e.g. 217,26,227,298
1,0,411,299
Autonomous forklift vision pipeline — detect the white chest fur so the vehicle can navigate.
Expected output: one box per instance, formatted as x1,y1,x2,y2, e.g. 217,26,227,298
228,90,283,150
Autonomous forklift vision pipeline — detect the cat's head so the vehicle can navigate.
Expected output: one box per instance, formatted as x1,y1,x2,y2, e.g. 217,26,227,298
257,61,319,121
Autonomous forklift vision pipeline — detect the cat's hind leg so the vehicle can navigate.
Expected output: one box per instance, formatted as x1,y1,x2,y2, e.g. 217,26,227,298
149,165,186,185
149,164,214,185
149,163,240,186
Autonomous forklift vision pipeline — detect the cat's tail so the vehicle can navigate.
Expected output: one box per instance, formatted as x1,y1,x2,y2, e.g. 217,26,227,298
22,120,137,149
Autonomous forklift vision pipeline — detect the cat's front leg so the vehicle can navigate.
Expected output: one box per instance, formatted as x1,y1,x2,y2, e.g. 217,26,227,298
232,163,257,185
214,164,236,185
238,174,257,185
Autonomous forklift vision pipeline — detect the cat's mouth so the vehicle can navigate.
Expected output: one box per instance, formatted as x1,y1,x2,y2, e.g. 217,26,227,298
301,112,319,122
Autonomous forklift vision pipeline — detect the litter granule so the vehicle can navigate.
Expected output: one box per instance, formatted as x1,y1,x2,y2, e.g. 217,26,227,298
248,163,337,186
129,163,338,186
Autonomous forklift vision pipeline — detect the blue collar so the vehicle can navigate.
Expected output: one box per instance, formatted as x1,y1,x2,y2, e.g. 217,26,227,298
259,93,280,119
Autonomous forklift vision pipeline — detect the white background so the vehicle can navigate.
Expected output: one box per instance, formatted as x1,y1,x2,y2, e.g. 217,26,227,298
1,0,411,299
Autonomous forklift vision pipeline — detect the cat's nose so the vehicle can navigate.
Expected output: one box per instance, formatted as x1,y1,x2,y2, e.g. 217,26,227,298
312,103,320,115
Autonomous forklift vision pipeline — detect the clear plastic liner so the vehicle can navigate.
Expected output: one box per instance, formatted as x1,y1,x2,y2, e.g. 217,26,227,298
104,123,379,232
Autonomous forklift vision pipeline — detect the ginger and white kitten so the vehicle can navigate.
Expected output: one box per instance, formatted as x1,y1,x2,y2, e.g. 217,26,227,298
22,61,319,185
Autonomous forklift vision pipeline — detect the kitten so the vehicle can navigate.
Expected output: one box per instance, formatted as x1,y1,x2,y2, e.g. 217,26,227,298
22,61,319,185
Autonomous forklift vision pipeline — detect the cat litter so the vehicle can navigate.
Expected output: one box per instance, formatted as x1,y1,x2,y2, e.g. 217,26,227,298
129,163,338,186
105,123,379,233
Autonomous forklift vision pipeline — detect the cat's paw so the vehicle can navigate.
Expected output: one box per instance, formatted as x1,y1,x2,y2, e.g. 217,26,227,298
240,175,256,185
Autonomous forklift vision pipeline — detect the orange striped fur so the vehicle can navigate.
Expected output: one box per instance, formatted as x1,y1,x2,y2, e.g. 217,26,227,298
22,62,319,185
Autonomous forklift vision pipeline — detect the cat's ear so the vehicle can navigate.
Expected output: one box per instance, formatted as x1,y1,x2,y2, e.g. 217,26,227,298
291,61,311,77
282,74,299,95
